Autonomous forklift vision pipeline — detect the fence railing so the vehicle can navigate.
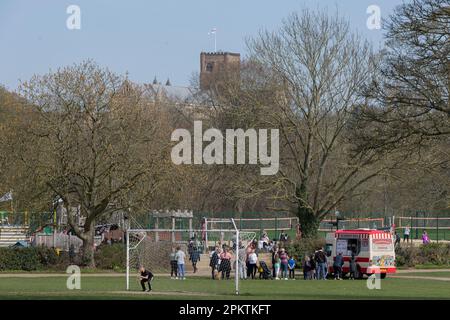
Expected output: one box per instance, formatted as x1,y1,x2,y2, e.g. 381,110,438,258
396,216,450,241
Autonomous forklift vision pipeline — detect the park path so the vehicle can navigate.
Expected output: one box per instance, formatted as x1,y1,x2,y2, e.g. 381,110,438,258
396,269,450,273
1,269,449,279
390,275,450,281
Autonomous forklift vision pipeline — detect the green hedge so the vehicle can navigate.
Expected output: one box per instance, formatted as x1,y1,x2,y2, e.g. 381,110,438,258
395,243,450,267
94,244,125,271
0,244,126,271
0,247,68,271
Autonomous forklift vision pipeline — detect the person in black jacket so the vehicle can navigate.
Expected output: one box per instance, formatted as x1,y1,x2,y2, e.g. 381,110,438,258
349,252,357,280
190,247,201,273
209,246,220,279
309,254,316,279
303,256,311,280
271,247,278,278
139,266,154,291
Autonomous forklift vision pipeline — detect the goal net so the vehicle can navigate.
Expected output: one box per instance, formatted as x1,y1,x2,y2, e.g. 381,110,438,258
126,218,256,295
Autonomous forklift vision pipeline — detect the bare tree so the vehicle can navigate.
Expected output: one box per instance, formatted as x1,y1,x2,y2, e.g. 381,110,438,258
17,61,172,266
358,0,450,148
241,10,387,236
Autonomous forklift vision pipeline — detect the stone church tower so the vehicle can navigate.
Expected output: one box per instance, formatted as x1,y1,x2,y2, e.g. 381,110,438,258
199,52,240,90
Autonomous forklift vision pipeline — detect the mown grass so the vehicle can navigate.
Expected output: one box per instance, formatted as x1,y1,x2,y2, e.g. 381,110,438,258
0,274,448,300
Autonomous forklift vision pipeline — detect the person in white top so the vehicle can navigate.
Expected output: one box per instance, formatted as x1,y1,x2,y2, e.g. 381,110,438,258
403,226,411,243
247,251,258,279
175,246,186,279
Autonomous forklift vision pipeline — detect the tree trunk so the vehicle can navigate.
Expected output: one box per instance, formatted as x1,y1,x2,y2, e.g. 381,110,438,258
295,185,320,238
296,205,320,238
81,227,95,268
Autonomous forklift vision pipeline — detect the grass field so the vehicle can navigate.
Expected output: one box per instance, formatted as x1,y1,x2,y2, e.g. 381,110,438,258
0,273,449,300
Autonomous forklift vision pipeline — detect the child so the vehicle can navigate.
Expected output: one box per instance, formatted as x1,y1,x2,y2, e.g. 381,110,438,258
288,256,296,280
422,231,430,244
274,255,281,280
258,265,264,279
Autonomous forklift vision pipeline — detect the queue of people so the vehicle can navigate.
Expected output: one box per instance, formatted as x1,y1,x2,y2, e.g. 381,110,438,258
166,232,364,281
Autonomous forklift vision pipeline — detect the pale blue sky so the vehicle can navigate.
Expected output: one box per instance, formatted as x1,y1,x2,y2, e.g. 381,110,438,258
0,0,406,90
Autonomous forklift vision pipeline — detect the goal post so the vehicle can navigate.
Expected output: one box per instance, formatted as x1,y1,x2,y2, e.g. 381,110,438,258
126,218,255,295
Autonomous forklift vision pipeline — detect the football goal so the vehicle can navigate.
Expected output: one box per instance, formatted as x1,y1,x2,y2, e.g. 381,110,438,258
126,218,256,295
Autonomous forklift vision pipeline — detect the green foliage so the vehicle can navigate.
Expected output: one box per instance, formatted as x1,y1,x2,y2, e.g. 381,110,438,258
0,247,67,271
284,238,326,262
94,244,126,270
0,244,126,271
395,243,450,267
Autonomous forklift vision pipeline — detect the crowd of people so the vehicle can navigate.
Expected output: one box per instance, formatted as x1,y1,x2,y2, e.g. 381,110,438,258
158,230,361,283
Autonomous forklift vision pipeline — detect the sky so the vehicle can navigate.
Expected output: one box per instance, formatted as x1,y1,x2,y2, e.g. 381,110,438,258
0,0,406,90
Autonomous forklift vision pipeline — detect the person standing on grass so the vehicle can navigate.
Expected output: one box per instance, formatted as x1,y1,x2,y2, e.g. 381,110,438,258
188,240,194,258
247,249,258,279
209,246,220,280
333,252,344,280
169,247,178,279
274,254,281,279
309,254,316,279
238,244,247,280
303,256,311,280
175,246,186,280
394,231,401,247
349,252,357,280
403,226,411,243
190,246,201,273
315,247,327,280
139,266,154,292
279,248,289,280
271,247,278,278
219,247,232,280
288,256,296,280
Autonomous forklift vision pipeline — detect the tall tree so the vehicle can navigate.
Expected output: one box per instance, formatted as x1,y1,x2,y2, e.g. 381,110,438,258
243,10,385,236
17,61,172,266
358,0,450,149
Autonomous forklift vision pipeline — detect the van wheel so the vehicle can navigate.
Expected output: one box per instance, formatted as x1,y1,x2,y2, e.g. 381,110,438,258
380,273,386,279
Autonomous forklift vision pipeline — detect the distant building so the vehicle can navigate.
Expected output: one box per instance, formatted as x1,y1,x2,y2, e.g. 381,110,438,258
145,51,241,110
200,52,240,90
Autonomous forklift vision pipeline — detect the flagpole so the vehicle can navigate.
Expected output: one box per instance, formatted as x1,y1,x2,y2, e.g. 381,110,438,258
10,190,13,214
209,27,217,52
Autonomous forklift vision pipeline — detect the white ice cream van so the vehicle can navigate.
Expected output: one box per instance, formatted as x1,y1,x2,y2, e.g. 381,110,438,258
325,229,396,279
